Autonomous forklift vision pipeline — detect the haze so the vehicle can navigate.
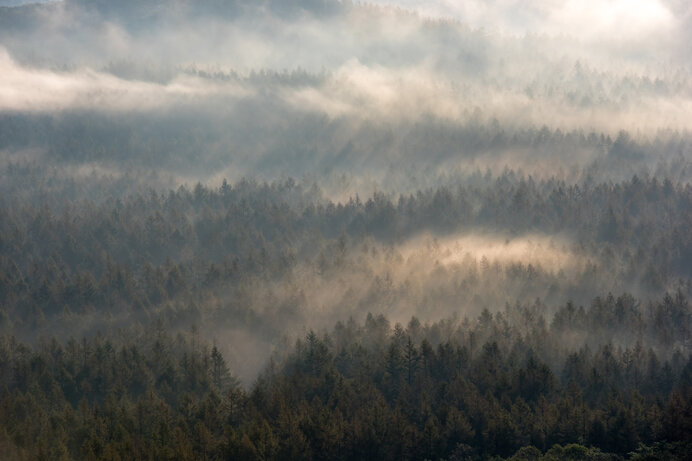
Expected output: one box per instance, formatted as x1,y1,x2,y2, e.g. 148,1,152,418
0,2,690,459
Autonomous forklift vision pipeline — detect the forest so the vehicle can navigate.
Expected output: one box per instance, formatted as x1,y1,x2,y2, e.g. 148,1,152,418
0,167,690,459
0,292,690,459
0,0,691,459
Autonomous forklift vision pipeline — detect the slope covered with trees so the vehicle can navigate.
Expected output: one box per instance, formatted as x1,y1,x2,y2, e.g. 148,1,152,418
1,294,690,460
1,0,691,459
0,171,690,459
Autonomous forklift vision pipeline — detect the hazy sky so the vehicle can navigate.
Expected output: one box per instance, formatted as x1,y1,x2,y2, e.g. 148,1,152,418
369,0,679,37
1,0,690,187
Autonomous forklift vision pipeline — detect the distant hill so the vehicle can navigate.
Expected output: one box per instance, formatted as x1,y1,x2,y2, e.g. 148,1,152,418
0,0,53,5
63,0,344,18
0,0,345,32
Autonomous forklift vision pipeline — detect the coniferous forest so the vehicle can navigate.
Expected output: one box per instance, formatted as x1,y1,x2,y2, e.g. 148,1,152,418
1,0,691,459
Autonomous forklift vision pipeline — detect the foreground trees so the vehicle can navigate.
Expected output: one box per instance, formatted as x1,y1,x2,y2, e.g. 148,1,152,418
0,292,689,460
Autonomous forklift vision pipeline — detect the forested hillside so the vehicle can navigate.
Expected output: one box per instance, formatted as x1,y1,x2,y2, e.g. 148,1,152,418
0,171,690,459
0,0,690,459
1,294,690,459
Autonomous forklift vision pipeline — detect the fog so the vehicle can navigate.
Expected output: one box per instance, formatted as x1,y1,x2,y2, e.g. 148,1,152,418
369,0,679,40
400,232,580,271
0,1,690,189
1,0,691,384
1,1,691,122
0,0,689,202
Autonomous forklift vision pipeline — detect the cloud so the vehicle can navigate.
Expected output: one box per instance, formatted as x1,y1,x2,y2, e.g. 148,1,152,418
400,232,582,272
0,0,690,188
368,0,677,41
0,47,251,111
279,56,692,134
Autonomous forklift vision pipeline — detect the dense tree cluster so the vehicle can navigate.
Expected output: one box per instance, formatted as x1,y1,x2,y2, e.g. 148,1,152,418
1,171,690,333
0,169,689,458
0,292,690,460
1,0,690,458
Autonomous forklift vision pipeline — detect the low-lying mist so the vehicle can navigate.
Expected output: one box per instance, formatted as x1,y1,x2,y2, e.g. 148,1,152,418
2,170,689,382
1,0,691,202
0,0,689,384
0,2,691,459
